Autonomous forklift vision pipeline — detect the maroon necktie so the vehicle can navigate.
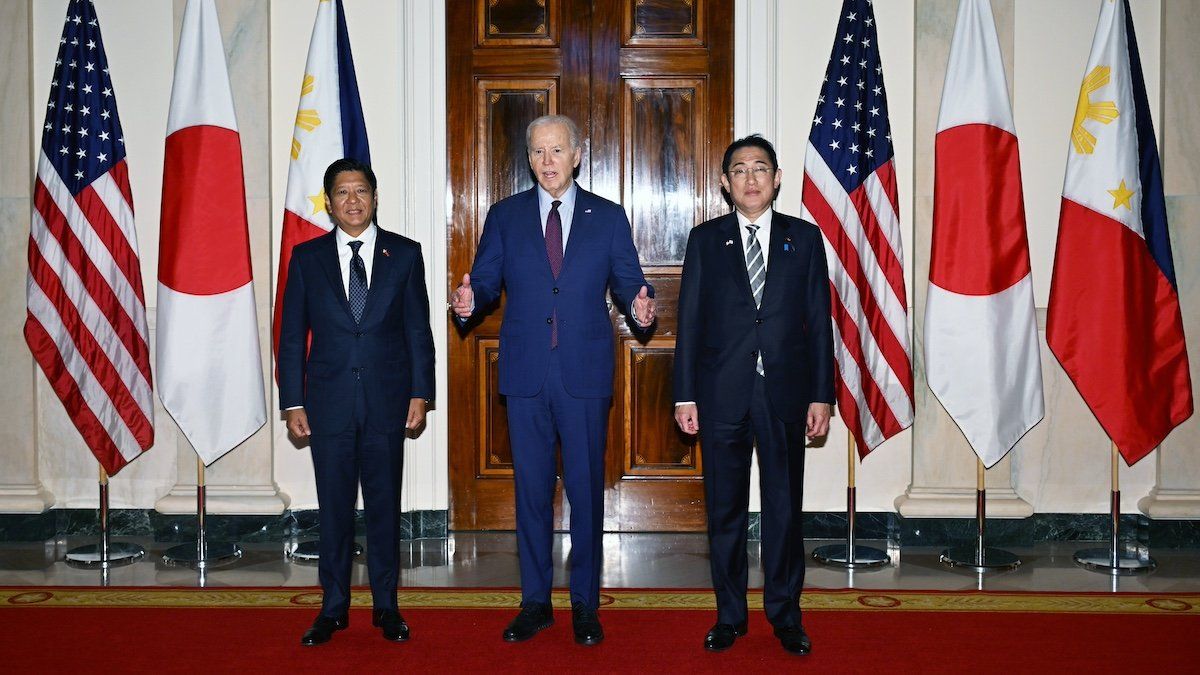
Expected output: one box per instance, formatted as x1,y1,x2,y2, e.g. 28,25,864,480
546,200,563,347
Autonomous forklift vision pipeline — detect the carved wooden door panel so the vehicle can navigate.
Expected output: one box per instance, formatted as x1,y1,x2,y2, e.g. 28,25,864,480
448,0,732,531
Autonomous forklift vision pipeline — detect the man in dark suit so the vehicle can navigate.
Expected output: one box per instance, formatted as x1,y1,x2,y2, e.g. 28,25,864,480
451,115,655,646
279,158,435,646
673,135,834,656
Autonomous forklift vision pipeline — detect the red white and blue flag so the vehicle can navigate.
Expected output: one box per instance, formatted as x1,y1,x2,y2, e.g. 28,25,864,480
926,0,1044,468
158,0,266,466
1047,0,1192,465
802,0,914,455
27,0,153,476
272,0,371,356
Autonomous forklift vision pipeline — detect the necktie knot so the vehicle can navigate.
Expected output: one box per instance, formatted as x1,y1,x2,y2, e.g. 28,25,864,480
745,223,760,237
348,240,364,254
551,200,562,211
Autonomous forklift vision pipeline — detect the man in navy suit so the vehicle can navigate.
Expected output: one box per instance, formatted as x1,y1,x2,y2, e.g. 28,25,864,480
451,115,655,646
673,135,834,656
279,158,435,646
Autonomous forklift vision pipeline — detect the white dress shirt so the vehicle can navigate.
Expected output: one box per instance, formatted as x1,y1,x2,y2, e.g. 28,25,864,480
335,223,378,297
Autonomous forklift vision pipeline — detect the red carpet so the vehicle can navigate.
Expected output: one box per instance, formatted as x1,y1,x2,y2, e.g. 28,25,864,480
3,588,1197,673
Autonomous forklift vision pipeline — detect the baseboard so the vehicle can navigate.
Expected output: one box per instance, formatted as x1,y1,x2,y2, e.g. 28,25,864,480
1,510,1197,548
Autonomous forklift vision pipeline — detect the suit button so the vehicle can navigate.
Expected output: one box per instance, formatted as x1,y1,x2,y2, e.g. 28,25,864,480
354,331,363,337
546,317,553,324
755,318,763,325
552,287,559,294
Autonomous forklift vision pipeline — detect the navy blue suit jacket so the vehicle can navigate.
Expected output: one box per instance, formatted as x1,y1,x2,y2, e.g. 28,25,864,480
278,228,435,434
466,186,651,398
673,211,835,424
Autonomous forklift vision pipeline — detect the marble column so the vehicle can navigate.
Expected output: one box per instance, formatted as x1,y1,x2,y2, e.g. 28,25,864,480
895,0,1033,519
1139,0,1200,519
155,0,287,515
0,1,54,513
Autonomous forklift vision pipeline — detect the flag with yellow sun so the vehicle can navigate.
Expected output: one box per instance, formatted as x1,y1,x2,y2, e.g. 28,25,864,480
1047,0,1192,465
272,0,371,358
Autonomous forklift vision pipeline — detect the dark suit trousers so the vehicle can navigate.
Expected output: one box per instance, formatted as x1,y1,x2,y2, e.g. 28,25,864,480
310,379,405,617
506,351,610,609
700,373,807,627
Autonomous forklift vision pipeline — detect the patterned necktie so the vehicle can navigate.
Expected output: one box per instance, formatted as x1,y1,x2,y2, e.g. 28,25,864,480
546,200,563,348
348,240,368,323
745,224,765,376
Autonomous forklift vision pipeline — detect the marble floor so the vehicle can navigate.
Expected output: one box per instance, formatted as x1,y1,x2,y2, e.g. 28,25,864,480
0,533,1197,594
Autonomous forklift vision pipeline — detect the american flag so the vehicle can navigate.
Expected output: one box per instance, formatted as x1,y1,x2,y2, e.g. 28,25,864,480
801,0,913,455
26,0,153,476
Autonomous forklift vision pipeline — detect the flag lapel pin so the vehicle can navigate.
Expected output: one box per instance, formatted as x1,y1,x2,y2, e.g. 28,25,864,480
725,239,734,246
381,248,390,257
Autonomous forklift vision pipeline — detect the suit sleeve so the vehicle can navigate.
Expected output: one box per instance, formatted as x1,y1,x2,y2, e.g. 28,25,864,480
465,205,504,317
806,232,836,405
404,245,437,401
672,228,702,404
277,253,309,410
607,208,652,321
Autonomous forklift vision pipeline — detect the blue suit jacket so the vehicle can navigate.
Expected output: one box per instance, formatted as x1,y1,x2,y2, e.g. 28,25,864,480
673,211,835,423
467,186,651,398
278,228,435,434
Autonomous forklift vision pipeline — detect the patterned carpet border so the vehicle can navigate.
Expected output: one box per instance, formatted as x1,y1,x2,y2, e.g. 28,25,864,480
2,587,1198,615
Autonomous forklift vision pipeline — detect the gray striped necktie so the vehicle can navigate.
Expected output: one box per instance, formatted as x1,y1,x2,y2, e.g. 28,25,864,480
745,224,765,376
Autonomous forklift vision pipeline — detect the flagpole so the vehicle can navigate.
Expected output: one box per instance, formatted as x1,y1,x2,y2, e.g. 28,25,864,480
1073,441,1156,575
812,432,889,568
65,463,145,569
940,457,1019,572
163,456,242,568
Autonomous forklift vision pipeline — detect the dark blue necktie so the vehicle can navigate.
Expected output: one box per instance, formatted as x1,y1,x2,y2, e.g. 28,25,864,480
348,240,367,323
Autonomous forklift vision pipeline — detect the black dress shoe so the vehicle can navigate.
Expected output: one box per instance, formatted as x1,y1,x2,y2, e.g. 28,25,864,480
503,602,554,642
300,613,348,646
372,608,411,642
571,602,604,646
703,621,747,652
773,623,812,655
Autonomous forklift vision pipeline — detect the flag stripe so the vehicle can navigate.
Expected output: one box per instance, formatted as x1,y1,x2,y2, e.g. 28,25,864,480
829,282,901,445
23,312,130,473
804,170,915,409
75,183,147,305
27,247,154,446
29,206,153,414
34,175,152,386
26,280,146,463
851,171,907,306
37,156,149,344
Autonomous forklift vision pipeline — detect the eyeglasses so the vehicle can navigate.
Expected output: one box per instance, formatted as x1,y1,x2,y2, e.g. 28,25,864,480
727,166,775,180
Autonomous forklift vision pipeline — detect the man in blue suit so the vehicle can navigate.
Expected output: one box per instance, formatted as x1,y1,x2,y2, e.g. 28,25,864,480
279,158,435,646
673,136,834,656
452,115,655,646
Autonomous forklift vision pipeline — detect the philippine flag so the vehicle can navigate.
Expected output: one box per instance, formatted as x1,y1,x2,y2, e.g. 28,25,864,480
925,0,1044,468
1047,0,1192,465
272,0,370,357
157,0,267,465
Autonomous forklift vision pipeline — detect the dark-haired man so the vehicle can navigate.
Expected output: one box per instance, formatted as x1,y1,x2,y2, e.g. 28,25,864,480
279,158,435,646
673,135,834,656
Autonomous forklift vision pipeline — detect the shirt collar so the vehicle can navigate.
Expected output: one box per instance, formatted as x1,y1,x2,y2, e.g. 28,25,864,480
335,222,378,249
735,207,773,231
537,181,577,211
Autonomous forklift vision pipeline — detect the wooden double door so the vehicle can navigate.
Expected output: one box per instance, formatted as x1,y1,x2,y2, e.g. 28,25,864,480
447,0,733,531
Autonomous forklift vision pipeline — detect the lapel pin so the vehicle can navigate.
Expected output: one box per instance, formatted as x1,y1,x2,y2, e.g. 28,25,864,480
725,239,735,246
584,208,592,214
381,248,390,257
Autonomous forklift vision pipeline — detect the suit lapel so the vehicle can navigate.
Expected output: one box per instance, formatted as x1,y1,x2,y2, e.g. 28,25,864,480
762,213,792,309
560,188,592,281
360,230,395,324
315,232,356,322
721,213,755,305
